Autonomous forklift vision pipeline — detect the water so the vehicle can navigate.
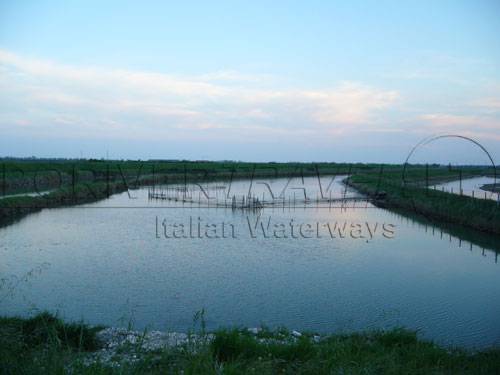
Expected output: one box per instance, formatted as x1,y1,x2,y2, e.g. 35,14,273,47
1,176,499,349
430,176,499,201
0,189,54,199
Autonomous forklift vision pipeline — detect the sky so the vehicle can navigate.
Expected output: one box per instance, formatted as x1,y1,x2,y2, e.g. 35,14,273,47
1,0,500,164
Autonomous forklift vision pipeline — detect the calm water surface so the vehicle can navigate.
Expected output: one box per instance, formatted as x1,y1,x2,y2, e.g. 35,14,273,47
1,176,499,349
431,176,499,201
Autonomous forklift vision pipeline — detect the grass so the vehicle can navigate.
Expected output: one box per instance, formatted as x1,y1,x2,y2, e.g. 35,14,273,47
348,167,500,235
209,328,500,374
0,159,348,227
0,182,126,226
1,313,500,374
0,312,102,374
1,159,498,236
482,183,500,193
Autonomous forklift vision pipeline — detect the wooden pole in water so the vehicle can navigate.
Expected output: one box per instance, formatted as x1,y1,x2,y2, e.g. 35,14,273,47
425,163,429,192
1,163,5,198
183,164,187,200
106,164,110,198
459,170,462,195
71,164,76,202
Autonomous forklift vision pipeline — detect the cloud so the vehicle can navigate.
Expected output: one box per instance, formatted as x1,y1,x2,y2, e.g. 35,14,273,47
0,49,399,141
471,97,500,113
305,82,399,125
2,49,500,153
419,114,478,127
419,113,500,141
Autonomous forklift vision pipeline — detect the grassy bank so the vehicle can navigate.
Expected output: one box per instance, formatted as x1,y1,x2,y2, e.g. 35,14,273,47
1,313,500,374
0,182,122,226
1,159,498,237
482,183,500,193
348,169,500,236
0,159,351,196
0,160,351,227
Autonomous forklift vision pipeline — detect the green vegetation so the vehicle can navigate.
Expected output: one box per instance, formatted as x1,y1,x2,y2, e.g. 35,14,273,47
1,313,500,374
348,166,500,235
0,159,350,226
1,159,498,236
0,182,122,226
0,313,101,374
482,183,500,193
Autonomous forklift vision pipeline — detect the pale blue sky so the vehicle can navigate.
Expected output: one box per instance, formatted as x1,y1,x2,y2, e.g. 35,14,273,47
1,0,499,163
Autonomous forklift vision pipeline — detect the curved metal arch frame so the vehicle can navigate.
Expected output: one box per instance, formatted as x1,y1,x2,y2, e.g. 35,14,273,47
402,134,497,188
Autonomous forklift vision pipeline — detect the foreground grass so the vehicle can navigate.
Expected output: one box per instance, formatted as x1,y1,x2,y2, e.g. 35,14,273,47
1,313,500,374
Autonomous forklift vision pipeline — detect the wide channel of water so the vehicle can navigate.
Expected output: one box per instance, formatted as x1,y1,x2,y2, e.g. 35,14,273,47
1,176,499,349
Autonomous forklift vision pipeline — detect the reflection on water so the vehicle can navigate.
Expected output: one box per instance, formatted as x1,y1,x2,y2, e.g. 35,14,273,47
0,177,499,349
431,176,499,201
0,189,54,199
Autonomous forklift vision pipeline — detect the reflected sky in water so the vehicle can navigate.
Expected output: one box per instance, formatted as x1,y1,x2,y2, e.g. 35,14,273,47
1,177,499,349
